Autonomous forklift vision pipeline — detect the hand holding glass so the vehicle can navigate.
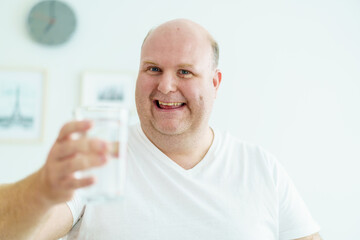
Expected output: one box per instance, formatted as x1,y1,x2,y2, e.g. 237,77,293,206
74,106,128,202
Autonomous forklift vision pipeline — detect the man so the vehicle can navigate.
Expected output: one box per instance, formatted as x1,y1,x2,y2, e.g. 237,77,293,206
0,19,321,239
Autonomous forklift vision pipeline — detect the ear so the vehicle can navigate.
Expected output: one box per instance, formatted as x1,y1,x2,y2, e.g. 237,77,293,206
212,69,222,98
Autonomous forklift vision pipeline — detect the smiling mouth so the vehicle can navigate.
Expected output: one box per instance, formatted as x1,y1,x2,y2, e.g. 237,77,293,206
155,100,186,109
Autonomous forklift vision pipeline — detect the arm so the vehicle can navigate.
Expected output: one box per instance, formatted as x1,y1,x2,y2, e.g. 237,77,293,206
0,121,108,240
0,178,73,240
294,232,323,240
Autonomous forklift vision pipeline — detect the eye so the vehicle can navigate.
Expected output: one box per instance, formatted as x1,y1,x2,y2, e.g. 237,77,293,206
179,70,189,74
150,67,161,72
146,66,162,75
178,69,193,78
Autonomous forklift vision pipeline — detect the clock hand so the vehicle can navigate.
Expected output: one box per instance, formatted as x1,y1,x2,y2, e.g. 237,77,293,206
43,18,55,33
44,1,56,34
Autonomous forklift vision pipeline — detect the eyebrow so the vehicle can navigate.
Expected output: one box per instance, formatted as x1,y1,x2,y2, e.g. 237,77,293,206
142,61,158,66
141,61,195,69
177,63,194,69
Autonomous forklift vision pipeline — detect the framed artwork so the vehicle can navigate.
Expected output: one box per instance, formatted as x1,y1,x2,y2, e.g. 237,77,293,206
80,71,134,107
0,69,46,142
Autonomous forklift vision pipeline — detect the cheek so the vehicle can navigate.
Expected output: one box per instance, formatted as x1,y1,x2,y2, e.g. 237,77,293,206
136,75,154,99
181,85,207,112
185,81,215,103
181,84,199,103
197,83,217,110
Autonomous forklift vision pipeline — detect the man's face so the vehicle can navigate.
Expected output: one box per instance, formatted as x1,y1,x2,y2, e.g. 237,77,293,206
135,24,221,137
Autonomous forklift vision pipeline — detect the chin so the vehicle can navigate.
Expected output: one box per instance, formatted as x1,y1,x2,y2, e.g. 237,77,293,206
153,121,188,136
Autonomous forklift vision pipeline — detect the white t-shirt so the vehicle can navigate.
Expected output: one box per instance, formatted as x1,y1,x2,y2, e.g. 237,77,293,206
66,124,320,240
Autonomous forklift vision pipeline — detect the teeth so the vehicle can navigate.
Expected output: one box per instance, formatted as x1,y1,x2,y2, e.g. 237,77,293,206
158,101,183,106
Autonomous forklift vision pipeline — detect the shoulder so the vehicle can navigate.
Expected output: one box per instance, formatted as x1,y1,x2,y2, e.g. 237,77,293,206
214,129,289,185
213,129,285,197
214,128,278,167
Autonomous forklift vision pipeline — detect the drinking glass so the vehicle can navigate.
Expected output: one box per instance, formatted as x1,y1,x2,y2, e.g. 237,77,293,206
74,106,128,202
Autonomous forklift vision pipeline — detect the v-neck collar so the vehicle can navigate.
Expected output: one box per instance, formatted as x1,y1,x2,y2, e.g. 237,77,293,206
134,124,219,175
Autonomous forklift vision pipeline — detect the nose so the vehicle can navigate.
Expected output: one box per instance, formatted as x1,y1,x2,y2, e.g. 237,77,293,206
157,72,177,94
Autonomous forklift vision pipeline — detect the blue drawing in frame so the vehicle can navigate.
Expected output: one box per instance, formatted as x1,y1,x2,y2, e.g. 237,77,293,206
0,70,44,141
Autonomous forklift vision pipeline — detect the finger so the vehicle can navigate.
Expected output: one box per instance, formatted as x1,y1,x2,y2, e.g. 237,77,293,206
58,153,108,177
63,175,96,190
54,138,107,159
57,121,92,142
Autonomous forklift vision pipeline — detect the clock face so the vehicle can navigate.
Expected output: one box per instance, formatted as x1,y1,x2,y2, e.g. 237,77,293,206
27,0,77,46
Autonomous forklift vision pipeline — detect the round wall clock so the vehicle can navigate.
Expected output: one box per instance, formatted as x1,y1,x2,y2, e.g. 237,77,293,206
27,0,77,46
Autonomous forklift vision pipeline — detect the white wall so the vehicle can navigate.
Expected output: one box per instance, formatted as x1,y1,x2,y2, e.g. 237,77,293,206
1,0,359,239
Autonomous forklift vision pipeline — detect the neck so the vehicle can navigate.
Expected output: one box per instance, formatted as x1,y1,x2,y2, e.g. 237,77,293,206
142,125,214,170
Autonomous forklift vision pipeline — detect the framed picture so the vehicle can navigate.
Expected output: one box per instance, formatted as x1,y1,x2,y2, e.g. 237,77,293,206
0,69,46,142
80,71,134,107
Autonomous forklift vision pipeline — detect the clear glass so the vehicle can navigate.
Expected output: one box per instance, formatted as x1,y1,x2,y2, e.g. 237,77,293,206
74,106,128,202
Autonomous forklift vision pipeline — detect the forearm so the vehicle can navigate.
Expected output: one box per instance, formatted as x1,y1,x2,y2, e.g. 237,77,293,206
0,171,53,240
0,121,107,239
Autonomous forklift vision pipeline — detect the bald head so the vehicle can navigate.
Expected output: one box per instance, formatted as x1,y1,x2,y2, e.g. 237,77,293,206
142,19,219,69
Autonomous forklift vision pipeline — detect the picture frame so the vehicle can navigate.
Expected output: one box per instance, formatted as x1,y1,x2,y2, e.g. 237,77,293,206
80,71,135,108
0,68,46,142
